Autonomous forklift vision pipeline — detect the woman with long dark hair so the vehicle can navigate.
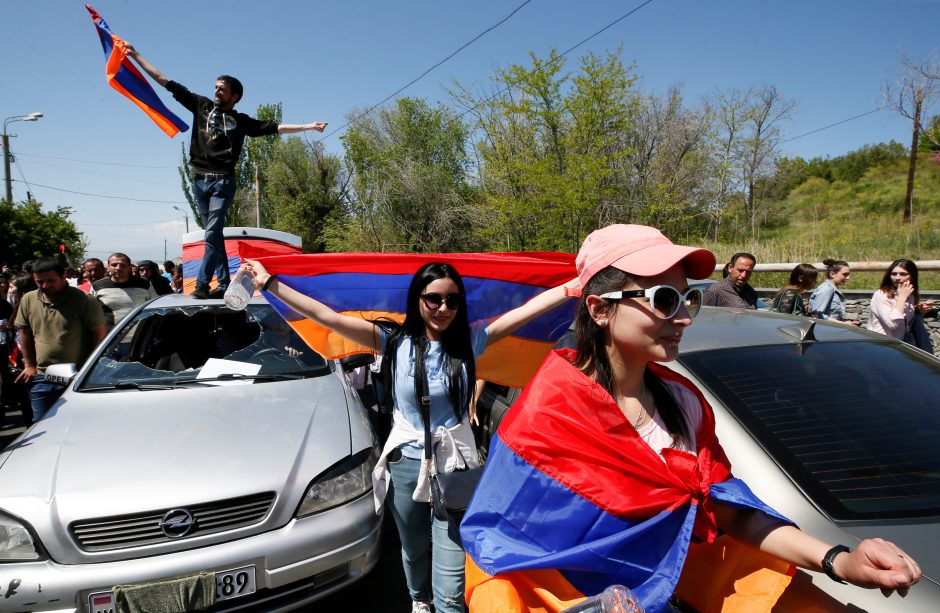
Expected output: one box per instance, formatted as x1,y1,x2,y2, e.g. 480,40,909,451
461,225,921,613
867,259,934,341
772,263,817,315
243,258,575,613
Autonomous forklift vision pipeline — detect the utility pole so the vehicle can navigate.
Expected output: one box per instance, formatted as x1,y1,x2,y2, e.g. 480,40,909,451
2,132,11,204
903,89,924,224
3,113,43,203
254,162,262,228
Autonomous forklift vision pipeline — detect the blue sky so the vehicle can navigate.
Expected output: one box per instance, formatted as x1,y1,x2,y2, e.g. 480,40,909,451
2,0,938,262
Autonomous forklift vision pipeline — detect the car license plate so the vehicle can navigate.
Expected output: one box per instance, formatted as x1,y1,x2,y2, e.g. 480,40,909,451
88,565,256,613
216,564,256,601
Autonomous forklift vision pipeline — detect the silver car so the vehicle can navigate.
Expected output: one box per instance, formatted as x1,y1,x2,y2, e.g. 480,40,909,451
476,307,940,610
0,295,381,612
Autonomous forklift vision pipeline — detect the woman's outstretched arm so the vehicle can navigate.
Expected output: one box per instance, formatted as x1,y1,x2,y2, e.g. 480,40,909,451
712,500,921,598
485,279,579,346
244,259,381,352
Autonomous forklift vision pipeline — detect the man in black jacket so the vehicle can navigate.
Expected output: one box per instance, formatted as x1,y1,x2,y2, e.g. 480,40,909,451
126,44,327,299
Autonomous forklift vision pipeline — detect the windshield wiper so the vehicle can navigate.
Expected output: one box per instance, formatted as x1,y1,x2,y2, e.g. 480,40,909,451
82,382,178,391
177,373,304,384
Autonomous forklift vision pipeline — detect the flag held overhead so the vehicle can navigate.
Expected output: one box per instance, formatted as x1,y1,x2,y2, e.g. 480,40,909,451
86,4,188,138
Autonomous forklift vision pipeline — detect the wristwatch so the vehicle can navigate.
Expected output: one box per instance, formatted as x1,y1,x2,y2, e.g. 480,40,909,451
822,544,851,583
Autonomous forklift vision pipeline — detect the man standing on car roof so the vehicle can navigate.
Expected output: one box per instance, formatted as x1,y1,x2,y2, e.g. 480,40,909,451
125,44,328,300
702,252,759,309
15,258,106,423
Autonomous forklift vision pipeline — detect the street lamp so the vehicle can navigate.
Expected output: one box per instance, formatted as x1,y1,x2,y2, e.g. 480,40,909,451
172,205,190,233
3,112,43,203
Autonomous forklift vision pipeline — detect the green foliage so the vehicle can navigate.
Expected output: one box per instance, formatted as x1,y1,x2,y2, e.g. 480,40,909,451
0,200,86,265
458,49,640,252
263,138,346,253
337,97,479,252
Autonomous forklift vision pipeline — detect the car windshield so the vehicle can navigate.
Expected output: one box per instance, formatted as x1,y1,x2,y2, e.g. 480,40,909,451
680,340,940,521
80,304,329,389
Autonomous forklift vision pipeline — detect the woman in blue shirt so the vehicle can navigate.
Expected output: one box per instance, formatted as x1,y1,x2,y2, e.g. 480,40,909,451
245,258,575,613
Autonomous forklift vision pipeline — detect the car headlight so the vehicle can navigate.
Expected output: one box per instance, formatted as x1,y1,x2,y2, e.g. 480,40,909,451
296,447,379,517
0,512,43,562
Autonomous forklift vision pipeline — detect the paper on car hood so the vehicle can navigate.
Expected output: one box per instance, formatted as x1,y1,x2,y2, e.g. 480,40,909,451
0,377,352,525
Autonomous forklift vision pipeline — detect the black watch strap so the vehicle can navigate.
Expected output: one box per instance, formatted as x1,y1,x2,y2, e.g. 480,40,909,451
261,275,275,292
822,544,851,583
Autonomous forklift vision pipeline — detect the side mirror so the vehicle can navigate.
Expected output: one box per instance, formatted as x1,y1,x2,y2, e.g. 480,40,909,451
44,363,78,386
339,353,375,373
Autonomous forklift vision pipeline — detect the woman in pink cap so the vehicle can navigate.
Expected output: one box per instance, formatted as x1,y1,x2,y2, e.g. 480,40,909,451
461,224,921,613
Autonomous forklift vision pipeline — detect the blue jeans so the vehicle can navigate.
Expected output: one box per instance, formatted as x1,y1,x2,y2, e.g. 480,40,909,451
28,375,64,423
388,454,466,612
193,176,236,290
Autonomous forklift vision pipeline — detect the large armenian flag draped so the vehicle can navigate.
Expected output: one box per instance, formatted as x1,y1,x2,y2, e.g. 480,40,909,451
86,5,188,137
461,351,795,613
238,248,576,388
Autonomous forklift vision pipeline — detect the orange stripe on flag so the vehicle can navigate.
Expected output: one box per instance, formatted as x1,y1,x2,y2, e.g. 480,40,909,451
465,555,586,613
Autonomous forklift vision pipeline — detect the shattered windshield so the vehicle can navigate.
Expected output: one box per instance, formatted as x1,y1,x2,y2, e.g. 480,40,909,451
80,304,329,390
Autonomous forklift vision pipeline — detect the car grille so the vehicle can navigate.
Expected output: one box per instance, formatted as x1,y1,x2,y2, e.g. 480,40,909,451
70,492,276,552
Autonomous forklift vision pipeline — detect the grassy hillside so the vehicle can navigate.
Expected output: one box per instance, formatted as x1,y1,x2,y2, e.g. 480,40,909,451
700,152,940,290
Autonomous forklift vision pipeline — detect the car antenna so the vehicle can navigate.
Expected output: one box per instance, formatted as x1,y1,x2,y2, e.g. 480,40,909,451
778,320,817,343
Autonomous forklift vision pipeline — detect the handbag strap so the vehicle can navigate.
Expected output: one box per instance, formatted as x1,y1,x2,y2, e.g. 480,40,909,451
413,336,433,461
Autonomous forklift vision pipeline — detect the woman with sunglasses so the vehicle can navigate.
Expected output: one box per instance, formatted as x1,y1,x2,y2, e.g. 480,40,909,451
460,225,920,613
243,257,576,613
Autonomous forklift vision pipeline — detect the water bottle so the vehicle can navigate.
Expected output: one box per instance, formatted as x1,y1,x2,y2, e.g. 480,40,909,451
560,585,645,613
223,268,256,310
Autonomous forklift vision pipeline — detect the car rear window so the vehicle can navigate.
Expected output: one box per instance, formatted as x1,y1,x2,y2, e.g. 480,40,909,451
680,341,940,521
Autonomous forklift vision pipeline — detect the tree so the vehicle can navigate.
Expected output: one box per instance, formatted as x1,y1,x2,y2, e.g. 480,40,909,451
884,53,940,222
339,97,480,252
453,49,639,252
0,200,86,266
263,138,348,253
707,86,794,239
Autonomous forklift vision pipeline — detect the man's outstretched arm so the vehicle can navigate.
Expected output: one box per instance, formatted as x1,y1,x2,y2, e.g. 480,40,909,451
124,43,170,87
278,122,328,134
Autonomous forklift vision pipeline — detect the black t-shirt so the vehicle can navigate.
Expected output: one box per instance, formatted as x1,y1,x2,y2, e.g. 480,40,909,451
165,81,279,174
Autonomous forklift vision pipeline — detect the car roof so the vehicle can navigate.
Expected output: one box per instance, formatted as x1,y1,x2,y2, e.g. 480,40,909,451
679,306,897,353
143,293,268,310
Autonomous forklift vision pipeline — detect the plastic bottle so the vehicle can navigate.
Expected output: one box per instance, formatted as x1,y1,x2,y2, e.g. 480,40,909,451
223,268,256,310
560,585,645,613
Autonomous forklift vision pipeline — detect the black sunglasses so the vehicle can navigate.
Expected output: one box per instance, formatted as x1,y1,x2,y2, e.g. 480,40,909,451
421,292,463,310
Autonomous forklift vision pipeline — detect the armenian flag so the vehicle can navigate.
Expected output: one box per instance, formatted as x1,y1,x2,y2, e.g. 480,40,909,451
86,5,188,137
238,248,576,388
181,232,302,295
461,352,795,613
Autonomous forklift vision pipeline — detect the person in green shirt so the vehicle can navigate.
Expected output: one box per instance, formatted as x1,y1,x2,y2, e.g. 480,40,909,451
14,258,106,422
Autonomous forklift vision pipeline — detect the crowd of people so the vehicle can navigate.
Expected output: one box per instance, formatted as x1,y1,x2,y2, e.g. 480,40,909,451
702,252,935,352
0,255,182,425
0,233,930,612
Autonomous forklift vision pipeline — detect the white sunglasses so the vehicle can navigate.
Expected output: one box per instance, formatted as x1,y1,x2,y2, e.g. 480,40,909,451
598,285,703,319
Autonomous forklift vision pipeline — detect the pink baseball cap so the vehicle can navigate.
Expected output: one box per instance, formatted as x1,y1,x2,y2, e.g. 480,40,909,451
576,224,716,288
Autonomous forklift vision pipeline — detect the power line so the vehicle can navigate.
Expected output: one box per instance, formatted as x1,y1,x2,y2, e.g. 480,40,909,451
317,0,535,142
450,0,657,125
13,151,176,169
13,179,187,204
781,106,891,144
16,158,179,186
80,218,183,226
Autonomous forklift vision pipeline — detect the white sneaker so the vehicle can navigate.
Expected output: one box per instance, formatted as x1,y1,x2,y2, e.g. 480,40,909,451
411,601,432,613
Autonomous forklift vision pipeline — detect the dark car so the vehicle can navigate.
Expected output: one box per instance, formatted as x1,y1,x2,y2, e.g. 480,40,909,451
475,308,940,610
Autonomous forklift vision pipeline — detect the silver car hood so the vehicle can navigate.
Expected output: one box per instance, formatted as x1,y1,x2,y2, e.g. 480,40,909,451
0,376,353,561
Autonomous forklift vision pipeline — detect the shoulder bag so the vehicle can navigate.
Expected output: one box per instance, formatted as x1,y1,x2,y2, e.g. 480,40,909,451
413,336,483,540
